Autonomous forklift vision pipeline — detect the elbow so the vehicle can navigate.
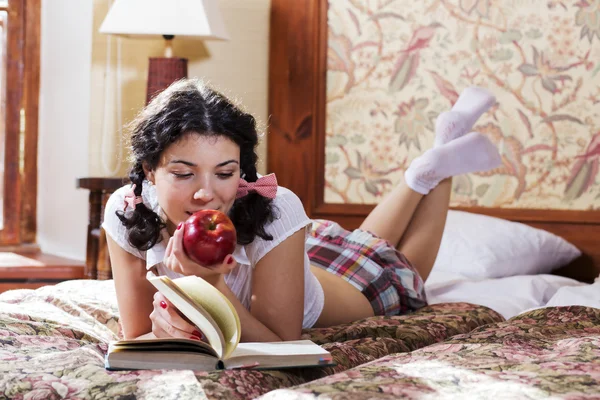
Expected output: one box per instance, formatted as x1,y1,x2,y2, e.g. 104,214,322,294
261,328,301,342
278,330,302,342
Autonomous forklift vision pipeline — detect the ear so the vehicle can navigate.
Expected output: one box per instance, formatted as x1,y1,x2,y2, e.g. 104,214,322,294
142,162,155,184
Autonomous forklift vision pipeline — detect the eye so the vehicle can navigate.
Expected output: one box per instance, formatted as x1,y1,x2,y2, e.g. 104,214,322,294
216,172,234,179
172,172,193,179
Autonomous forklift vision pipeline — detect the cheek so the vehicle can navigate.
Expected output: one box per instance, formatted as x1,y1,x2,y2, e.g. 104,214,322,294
220,183,240,212
156,183,189,213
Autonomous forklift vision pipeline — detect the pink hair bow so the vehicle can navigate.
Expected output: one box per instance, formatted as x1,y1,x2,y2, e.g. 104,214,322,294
236,173,278,199
123,184,143,211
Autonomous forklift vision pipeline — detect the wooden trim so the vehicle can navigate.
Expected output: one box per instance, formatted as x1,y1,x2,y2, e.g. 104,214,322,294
313,0,328,217
0,282,51,292
21,0,40,243
312,203,600,224
267,0,319,210
76,177,127,192
0,243,39,253
0,252,84,290
0,251,84,292
0,0,40,245
0,265,84,280
1,0,25,244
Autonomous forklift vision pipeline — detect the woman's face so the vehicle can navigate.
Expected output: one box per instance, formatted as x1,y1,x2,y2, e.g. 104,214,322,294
145,132,241,234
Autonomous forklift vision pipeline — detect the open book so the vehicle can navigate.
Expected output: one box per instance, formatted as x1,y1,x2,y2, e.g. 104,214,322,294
104,272,333,371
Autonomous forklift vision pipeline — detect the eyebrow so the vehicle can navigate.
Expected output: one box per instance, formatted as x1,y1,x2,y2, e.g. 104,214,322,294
216,159,239,167
168,159,239,167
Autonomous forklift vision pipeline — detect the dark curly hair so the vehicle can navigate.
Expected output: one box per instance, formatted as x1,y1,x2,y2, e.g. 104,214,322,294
117,78,276,251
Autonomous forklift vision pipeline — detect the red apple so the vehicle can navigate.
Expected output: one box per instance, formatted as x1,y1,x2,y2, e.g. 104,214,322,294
182,210,237,267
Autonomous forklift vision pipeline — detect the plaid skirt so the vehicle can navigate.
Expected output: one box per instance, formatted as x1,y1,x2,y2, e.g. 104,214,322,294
306,219,427,316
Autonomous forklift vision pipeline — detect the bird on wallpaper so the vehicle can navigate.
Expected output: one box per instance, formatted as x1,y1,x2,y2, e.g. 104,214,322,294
564,131,600,201
428,70,459,105
389,23,442,92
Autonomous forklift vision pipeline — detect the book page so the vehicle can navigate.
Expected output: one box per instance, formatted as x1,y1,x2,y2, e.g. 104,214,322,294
173,276,241,359
109,338,218,358
106,348,219,372
224,340,333,370
146,272,225,358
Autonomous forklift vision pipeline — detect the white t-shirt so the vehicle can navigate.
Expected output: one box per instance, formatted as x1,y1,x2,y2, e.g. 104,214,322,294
102,181,325,329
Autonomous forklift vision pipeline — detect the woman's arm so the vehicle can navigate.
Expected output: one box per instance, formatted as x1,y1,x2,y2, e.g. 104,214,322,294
245,228,306,342
161,223,307,342
213,278,284,342
212,228,305,342
106,234,156,339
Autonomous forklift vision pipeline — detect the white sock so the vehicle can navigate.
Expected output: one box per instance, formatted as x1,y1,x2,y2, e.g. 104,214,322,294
435,86,496,147
405,132,502,195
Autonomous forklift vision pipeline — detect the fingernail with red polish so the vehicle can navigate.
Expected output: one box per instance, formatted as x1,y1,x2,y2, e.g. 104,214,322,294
159,301,168,309
192,330,203,338
177,222,183,230
190,335,202,341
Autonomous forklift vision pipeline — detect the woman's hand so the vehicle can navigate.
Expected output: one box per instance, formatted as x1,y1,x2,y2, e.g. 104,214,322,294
150,292,206,341
163,223,237,285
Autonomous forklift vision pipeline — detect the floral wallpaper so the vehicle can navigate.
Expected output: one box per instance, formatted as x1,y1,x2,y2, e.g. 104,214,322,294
325,0,600,209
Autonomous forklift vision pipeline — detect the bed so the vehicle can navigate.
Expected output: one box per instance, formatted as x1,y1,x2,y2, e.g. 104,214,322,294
2,0,600,399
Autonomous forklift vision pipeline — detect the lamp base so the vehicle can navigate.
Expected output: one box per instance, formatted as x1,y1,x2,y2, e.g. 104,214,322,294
146,57,188,104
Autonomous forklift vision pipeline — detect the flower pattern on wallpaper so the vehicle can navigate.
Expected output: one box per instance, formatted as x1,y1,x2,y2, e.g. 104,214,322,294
325,0,600,209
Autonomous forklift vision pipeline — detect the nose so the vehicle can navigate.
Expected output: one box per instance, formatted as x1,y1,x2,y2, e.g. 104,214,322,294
193,188,214,202
193,186,214,202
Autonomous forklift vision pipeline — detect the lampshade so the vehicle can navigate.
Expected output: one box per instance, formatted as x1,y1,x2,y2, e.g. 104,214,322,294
99,0,229,40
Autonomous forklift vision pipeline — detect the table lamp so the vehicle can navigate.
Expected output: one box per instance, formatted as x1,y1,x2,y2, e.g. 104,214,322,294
99,0,229,104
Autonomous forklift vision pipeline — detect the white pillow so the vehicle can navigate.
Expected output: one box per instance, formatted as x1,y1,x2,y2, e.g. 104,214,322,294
430,210,582,280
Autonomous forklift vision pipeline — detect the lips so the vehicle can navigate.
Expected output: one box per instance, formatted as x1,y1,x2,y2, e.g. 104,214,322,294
186,208,219,216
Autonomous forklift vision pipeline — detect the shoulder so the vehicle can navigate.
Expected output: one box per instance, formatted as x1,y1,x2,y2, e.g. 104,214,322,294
243,186,311,265
271,186,306,216
268,186,310,231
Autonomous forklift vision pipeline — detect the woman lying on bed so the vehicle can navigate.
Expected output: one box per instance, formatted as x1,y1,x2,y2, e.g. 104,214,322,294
103,79,501,343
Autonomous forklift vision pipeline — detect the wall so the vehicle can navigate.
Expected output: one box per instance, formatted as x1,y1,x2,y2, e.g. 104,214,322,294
37,0,93,260
324,0,600,210
89,0,272,178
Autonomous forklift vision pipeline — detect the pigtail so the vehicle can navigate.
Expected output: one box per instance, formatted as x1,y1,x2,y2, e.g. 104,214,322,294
228,146,277,245
116,164,166,251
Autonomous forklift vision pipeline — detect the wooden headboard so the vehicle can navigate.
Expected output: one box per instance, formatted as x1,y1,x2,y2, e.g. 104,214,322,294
266,0,600,283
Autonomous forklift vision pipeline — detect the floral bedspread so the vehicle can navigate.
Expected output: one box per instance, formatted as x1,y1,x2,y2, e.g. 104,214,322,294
263,306,600,399
0,280,501,399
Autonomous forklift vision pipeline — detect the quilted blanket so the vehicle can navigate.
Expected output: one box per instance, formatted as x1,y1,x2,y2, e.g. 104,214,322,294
262,306,600,399
0,280,501,399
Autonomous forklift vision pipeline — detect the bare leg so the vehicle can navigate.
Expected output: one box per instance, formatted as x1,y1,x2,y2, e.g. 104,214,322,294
396,178,452,281
359,177,451,282
359,184,423,247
